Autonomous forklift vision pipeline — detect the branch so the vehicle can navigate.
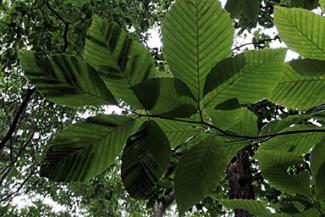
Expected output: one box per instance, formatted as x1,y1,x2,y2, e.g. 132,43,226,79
135,113,325,142
0,88,35,152
232,36,280,51
0,164,39,203
153,189,175,217
44,0,68,24
43,0,69,52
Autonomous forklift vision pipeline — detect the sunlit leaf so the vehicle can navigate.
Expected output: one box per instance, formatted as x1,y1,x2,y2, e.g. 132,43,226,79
203,49,286,109
162,0,234,101
270,59,325,110
274,7,325,60
175,136,227,215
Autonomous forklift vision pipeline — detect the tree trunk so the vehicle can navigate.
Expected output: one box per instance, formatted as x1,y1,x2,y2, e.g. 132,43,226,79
227,147,255,217
153,189,175,217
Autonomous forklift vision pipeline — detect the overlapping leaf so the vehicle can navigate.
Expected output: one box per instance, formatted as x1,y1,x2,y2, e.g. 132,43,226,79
162,0,234,102
84,16,157,108
19,52,116,106
223,199,289,217
121,121,171,199
209,107,258,136
259,125,324,155
132,78,197,117
174,136,227,215
40,115,137,182
270,59,325,110
280,0,319,10
261,114,314,135
203,49,286,109
310,140,325,200
256,150,312,197
153,119,202,147
225,0,260,23
321,0,325,11
274,7,325,60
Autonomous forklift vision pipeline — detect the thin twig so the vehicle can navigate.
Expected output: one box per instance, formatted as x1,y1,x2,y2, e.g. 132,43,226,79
134,113,325,142
232,36,280,51
43,0,70,52
0,88,35,152
0,163,40,203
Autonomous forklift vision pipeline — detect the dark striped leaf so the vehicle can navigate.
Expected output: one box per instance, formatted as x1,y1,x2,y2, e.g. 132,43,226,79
84,16,157,108
121,121,171,199
270,59,325,110
162,0,234,102
225,0,260,23
19,52,116,106
40,115,137,182
274,7,325,60
310,139,325,200
132,78,197,118
256,150,312,197
203,49,286,109
175,136,227,215
281,0,319,10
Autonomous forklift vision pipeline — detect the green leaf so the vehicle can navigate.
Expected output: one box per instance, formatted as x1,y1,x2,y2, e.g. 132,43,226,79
224,140,249,162
274,7,325,60
291,208,321,217
321,0,325,11
40,115,137,182
209,108,258,136
19,52,116,106
270,59,325,110
83,16,157,108
162,0,234,101
280,0,319,10
215,98,241,110
132,78,197,118
121,121,171,199
256,150,312,197
279,195,313,215
261,113,315,135
203,49,286,109
175,136,227,215
310,140,325,200
154,119,202,148
259,125,324,155
223,199,289,217
225,0,260,23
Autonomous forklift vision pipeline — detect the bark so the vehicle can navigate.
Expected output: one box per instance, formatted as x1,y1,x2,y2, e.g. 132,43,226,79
227,148,255,217
153,189,175,217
